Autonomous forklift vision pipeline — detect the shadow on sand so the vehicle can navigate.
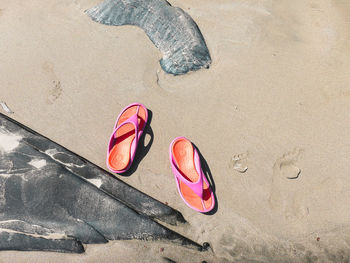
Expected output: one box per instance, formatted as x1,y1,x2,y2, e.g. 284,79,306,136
192,144,218,215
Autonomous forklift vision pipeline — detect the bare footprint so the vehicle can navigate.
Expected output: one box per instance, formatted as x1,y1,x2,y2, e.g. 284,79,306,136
229,152,248,173
47,80,62,104
42,62,63,104
269,148,307,219
275,149,302,179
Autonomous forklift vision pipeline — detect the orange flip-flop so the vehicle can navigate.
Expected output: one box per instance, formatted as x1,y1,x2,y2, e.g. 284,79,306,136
107,103,148,173
169,137,215,213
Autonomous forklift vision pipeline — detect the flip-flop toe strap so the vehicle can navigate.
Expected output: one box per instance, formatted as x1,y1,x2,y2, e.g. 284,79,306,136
109,114,139,158
115,112,139,137
171,156,204,198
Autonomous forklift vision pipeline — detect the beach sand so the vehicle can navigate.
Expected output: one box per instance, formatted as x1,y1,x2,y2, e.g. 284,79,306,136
1,0,350,261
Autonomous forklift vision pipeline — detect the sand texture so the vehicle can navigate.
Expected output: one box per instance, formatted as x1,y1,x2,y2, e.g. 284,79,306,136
1,0,350,262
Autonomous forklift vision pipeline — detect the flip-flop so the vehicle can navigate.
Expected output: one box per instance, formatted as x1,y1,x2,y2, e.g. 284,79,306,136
107,103,148,173
169,137,215,213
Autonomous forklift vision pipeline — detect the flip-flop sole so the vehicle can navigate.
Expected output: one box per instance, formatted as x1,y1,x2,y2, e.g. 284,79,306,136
107,104,147,172
172,138,214,212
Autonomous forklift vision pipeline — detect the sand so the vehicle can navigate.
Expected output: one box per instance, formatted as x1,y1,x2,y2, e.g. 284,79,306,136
1,0,350,262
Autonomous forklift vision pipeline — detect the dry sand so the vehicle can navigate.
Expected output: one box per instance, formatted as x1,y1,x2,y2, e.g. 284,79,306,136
1,0,350,262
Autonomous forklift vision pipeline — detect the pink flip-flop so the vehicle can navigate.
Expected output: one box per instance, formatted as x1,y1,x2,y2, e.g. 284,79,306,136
169,137,215,213
107,103,148,174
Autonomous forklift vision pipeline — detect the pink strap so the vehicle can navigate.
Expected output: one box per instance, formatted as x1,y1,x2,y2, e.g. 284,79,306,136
171,148,204,198
109,106,140,156
114,114,138,137
114,105,141,137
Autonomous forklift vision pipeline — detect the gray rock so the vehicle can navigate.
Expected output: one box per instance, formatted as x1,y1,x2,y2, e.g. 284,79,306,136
86,0,211,75
0,113,204,253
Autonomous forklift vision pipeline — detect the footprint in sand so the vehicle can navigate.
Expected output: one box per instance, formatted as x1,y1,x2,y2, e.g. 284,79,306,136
269,148,308,219
42,62,63,104
275,149,302,179
230,152,248,173
47,80,62,104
